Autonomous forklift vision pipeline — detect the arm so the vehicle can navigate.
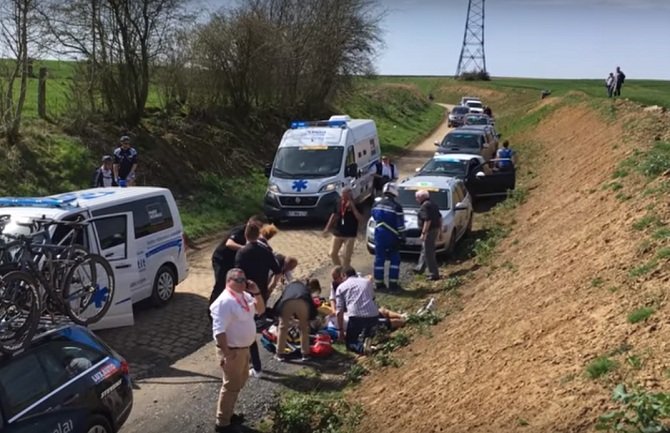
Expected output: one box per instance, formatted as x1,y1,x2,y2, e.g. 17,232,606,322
323,213,336,232
129,163,138,177
337,311,345,341
113,164,119,179
247,281,266,316
421,220,431,240
215,333,232,364
349,202,363,223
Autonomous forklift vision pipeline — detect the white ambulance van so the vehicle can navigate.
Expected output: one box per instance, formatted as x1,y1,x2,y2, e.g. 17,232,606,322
263,115,381,222
0,187,189,330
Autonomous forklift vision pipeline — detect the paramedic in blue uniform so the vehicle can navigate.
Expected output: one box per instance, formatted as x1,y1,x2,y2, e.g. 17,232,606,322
371,182,405,292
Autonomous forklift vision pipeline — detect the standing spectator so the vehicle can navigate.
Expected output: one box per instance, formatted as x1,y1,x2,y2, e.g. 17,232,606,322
209,215,267,311
371,182,405,292
210,268,265,433
372,155,398,196
495,140,515,171
614,66,626,97
483,106,493,117
335,267,381,354
92,155,117,187
235,223,282,378
606,73,615,98
323,187,363,269
273,279,320,361
113,136,138,186
413,190,441,281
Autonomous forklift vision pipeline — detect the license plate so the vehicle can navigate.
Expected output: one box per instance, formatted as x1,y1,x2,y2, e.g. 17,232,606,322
405,237,421,245
287,211,308,217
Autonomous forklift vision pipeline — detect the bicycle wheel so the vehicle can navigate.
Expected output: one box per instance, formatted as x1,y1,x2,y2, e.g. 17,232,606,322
0,271,40,353
61,254,115,325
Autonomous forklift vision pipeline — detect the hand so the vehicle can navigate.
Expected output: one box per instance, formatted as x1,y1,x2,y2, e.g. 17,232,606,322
420,232,426,241
247,280,260,293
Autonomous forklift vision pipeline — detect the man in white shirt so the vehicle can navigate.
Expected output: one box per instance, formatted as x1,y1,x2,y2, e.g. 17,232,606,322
210,268,265,433
372,155,398,196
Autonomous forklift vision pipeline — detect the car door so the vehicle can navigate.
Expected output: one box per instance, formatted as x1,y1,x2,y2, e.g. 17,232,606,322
472,162,516,197
451,186,465,235
344,145,361,199
88,212,137,330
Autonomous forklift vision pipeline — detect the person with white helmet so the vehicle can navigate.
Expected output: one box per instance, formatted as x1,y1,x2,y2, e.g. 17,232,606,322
371,182,405,292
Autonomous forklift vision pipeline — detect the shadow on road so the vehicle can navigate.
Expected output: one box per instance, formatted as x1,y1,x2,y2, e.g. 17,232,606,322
473,196,507,213
260,351,352,393
97,292,211,380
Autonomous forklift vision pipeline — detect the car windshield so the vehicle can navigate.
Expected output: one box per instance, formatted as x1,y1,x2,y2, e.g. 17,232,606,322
452,107,469,115
418,159,468,177
441,132,481,150
272,146,344,178
467,101,483,109
397,188,450,210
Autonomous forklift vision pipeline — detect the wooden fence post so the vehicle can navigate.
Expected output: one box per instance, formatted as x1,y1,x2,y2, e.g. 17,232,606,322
38,67,47,119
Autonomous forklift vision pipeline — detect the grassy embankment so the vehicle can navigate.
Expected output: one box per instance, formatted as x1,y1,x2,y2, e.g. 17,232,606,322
0,60,444,239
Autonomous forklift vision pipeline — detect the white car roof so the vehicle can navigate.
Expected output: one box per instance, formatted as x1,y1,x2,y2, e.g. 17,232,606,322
0,187,173,218
432,153,485,164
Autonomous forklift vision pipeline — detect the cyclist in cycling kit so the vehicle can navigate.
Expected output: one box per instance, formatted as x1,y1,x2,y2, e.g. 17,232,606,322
114,136,138,186
495,140,515,171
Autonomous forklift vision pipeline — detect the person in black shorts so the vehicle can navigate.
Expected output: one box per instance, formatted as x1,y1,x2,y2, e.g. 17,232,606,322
113,136,138,186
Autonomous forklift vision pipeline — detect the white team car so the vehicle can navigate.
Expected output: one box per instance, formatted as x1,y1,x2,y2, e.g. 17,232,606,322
366,176,474,255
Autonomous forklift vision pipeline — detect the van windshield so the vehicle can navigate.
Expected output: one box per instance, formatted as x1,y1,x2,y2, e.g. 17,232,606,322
440,132,481,150
272,146,344,179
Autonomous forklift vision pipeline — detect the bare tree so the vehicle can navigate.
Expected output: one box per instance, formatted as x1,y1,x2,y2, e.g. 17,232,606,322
0,0,36,145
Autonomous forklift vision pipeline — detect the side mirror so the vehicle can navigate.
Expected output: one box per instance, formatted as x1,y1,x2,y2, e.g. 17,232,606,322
345,163,358,178
434,140,440,147
415,167,420,173
264,163,272,178
476,171,486,179
455,202,468,211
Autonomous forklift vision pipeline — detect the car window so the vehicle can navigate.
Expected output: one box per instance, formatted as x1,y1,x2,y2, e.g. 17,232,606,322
0,354,51,418
51,214,89,249
38,340,105,387
91,196,174,239
457,182,468,200
93,215,127,250
397,188,450,210
346,146,355,165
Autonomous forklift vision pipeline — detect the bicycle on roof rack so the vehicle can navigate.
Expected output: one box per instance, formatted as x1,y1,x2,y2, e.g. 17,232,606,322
0,215,115,354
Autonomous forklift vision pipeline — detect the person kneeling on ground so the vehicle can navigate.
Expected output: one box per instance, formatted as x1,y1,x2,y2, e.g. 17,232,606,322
336,267,386,354
273,279,320,361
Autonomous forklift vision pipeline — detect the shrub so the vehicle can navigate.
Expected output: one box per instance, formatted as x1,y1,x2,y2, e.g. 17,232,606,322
587,357,617,379
596,384,670,432
627,307,654,324
272,394,362,433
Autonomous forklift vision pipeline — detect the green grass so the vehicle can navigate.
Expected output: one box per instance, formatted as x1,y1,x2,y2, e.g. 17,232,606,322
652,227,670,240
591,277,605,288
632,213,662,231
628,260,658,278
627,307,654,324
339,82,444,156
378,75,670,109
656,247,670,260
586,356,618,379
271,392,362,433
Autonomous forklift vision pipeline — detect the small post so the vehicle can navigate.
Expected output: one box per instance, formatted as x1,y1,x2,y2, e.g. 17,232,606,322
38,67,47,119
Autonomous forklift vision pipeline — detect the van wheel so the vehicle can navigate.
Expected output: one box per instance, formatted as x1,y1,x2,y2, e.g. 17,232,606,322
87,415,113,433
151,265,176,307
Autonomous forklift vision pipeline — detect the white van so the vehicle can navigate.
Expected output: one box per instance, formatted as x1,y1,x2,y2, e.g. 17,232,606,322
0,187,189,330
263,115,381,221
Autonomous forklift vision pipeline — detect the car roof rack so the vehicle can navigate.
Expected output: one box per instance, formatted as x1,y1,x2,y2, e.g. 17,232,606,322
1,315,75,360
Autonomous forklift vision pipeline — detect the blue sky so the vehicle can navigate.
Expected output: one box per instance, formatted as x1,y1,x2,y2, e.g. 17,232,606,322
376,0,670,79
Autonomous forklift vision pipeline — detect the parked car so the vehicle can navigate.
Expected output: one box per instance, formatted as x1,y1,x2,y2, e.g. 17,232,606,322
415,154,516,200
464,100,484,114
448,106,471,127
366,176,473,255
460,96,481,106
434,127,497,161
458,124,502,154
463,113,494,126
0,324,133,433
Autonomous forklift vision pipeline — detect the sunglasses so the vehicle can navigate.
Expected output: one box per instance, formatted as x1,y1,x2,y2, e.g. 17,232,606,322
232,276,247,284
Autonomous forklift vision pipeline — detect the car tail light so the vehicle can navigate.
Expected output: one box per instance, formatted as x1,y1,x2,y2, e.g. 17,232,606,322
120,359,130,376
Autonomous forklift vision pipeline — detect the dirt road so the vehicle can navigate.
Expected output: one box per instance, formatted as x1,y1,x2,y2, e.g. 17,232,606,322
112,105,452,433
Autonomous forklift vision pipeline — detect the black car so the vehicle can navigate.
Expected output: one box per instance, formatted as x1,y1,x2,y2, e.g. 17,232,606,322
415,155,515,199
447,105,471,127
0,323,133,433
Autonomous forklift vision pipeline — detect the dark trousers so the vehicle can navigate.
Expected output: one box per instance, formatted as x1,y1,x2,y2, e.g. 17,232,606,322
345,316,380,353
614,85,622,97
249,341,262,371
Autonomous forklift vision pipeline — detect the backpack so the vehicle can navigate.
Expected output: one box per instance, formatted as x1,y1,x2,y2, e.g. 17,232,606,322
309,332,333,358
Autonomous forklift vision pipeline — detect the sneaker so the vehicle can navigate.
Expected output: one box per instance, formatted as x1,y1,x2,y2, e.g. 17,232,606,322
362,337,372,355
249,368,263,378
274,354,286,362
299,354,311,362
428,275,441,281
